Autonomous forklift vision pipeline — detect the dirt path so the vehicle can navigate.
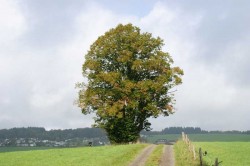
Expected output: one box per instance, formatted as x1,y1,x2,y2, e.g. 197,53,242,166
129,144,156,166
160,145,175,166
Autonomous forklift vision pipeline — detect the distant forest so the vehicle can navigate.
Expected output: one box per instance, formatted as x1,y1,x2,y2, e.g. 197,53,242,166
0,127,249,141
141,127,250,135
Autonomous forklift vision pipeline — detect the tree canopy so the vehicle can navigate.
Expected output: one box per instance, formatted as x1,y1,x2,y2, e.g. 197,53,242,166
77,23,183,143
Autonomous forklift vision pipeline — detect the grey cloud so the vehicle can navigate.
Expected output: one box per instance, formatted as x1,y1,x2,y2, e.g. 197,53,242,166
1,0,250,131
137,1,250,131
159,1,250,61
96,0,158,17
18,0,87,49
158,0,250,88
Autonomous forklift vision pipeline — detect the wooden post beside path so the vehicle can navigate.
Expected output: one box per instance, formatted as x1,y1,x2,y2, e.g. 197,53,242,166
214,158,219,166
199,148,203,166
182,132,185,141
192,145,196,160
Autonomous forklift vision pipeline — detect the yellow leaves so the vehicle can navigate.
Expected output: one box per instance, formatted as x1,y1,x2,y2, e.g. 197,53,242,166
174,76,182,85
137,80,161,94
165,104,174,113
172,67,184,75
83,59,100,71
132,59,143,70
98,72,120,85
128,100,139,109
132,56,168,73
76,99,85,110
122,80,135,94
117,50,133,63
171,67,184,85
105,100,124,117
145,103,160,117
136,81,149,95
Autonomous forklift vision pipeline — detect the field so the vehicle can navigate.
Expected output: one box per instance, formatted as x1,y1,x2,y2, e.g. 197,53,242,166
171,134,250,165
0,147,60,153
1,134,250,166
194,142,250,165
146,133,250,143
0,144,147,166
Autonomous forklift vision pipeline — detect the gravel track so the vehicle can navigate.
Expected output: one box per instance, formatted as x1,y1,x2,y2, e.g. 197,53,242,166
160,145,175,166
129,144,175,166
129,144,156,166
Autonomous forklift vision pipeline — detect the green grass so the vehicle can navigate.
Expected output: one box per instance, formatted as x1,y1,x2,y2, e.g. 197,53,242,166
174,140,201,166
145,145,164,166
146,134,250,143
187,134,250,142
194,142,250,166
0,144,148,166
0,147,61,153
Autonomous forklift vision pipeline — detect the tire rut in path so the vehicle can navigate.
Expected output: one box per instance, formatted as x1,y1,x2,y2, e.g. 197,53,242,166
160,145,175,166
129,144,156,166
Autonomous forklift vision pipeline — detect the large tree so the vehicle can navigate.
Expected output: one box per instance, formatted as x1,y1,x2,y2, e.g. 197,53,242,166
77,24,183,144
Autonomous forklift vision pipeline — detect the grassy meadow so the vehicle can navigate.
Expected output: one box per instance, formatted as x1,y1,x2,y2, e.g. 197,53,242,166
194,142,250,166
0,144,147,166
1,134,250,166
0,147,61,153
172,134,250,165
146,133,250,143
174,141,250,166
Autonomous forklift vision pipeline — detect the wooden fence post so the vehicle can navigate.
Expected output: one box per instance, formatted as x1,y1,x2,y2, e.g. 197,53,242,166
193,145,196,160
199,148,203,166
189,141,192,152
185,134,188,144
215,158,219,166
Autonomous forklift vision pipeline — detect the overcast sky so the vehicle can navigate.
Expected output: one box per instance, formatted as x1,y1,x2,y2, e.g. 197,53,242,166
1,0,250,131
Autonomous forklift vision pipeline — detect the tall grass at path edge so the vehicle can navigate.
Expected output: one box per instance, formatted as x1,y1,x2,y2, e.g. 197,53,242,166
174,140,202,166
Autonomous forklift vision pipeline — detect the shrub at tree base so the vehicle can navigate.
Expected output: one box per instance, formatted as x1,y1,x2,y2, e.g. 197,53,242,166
76,24,183,144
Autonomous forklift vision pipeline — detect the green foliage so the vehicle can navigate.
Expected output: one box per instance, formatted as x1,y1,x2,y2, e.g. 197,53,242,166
0,144,147,166
77,23,183,143
194,142,250,165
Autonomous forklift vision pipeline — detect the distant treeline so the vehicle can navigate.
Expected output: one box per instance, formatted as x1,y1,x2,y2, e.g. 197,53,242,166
141,127,250,135
1,127,249,140
0,127,106,141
